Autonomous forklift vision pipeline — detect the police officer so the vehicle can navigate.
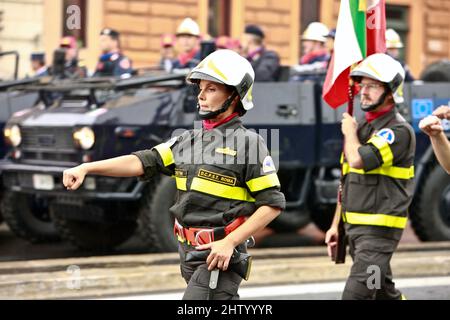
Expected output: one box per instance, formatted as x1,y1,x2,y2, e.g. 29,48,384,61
325,53,416,300
240,24,280,82
172,18,202,70
385,28,414,82
419,105,450,173
30,53,49,77
62,49,286,300
93,28,133,78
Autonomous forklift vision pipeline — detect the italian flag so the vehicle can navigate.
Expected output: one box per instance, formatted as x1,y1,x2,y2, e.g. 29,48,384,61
322,0,386,109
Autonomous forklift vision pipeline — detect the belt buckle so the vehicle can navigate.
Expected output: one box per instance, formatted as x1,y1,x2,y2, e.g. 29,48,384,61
195,229,214,245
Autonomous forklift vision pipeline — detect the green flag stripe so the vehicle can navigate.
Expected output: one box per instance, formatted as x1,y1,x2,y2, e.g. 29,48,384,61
349,0,367,58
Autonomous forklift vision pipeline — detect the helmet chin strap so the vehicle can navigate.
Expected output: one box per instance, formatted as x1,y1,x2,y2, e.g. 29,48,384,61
197,92,238,120
361,89,389,112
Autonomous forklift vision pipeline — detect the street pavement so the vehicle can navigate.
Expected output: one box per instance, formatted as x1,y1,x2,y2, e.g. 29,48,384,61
102,276,450,300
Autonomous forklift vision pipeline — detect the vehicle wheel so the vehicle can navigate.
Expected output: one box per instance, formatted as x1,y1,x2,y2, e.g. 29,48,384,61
50,201,137,251
410,165,450,240
420,59,450,82
311,206,335,232
1,191,60,243
268,209,311,232
137,175,178,252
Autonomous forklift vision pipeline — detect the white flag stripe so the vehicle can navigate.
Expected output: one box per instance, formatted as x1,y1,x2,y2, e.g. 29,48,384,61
332,0,364,83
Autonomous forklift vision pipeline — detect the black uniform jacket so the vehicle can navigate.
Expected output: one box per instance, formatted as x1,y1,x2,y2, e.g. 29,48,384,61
133,116,286,228
342,109,416,240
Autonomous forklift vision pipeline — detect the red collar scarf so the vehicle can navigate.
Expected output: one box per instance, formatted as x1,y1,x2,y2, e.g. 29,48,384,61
365,104,395,123
203,112,239,131
178,48,198,67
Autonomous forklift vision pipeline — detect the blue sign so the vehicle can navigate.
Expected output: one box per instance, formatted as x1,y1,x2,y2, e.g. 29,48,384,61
412,99,434,120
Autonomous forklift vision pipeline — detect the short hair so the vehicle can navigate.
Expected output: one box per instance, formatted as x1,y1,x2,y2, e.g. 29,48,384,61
245,25,265,39
100,28,120,40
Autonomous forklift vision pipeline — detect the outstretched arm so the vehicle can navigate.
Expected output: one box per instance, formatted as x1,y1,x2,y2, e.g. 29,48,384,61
63,155,144,190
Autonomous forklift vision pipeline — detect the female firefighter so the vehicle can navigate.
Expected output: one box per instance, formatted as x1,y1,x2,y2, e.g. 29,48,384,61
62,49,286,300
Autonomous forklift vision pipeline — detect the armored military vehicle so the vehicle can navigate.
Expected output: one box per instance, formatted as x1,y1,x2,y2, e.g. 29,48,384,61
1,63,449,251
0,51,41,230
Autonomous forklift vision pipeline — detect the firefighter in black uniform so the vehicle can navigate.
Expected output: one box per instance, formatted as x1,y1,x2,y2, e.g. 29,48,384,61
325,53,416,300
62,49,286,300
93,28,133,78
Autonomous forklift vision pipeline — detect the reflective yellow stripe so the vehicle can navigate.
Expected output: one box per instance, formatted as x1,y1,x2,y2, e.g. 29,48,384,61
207,60,228,81
190,177,255,202
175,177,187,191
153,143,174,167
342,162,414,179
367,135,393,166
246,173,280,192
344,211,407,229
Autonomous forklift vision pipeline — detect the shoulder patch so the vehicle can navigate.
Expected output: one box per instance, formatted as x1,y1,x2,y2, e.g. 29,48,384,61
262,156,276,173
111,53,119,61
165,136,179,147
119,58,131,69
376,128,395,144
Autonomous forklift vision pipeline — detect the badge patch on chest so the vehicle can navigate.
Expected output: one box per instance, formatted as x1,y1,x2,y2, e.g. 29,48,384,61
215,147,237,157
175,168,187,178
198,169,237,186
376,128,395,144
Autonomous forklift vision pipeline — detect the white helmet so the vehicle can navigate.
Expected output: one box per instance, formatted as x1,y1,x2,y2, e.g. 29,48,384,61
301,22,329,43
187,49,255,115
176,18,200,37
386,28,403,49
350,53,405,105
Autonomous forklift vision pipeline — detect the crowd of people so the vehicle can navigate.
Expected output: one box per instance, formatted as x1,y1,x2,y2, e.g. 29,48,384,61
29,18,415,84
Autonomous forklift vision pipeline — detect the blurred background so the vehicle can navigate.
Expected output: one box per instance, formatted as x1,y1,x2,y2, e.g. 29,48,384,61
0,0,446,79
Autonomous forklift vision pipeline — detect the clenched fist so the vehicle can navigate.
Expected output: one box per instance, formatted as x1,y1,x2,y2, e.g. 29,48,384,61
341,112,358,137
63,165,87,190
419,115,443,137
433,105,450,120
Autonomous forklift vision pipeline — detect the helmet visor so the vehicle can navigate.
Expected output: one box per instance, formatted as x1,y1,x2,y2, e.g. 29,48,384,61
186,71,225,85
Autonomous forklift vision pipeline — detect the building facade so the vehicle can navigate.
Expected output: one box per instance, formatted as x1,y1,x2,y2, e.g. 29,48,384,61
1,0,450,78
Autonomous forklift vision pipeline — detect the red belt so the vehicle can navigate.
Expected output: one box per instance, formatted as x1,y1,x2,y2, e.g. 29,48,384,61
174,216,246,246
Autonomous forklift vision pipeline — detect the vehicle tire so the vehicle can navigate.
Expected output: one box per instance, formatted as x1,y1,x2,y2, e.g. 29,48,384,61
268,209,311,232
137,175,178,252
1,191,60,243
410,165,450,240
50,201,137,251
311,206,335,232
420,60,450,82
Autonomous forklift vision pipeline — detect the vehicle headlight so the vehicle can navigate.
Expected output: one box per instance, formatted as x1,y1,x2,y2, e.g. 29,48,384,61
4,125,22,147
73,127,95,150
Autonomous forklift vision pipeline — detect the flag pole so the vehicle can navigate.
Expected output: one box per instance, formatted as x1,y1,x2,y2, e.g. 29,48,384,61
334,66,357,264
